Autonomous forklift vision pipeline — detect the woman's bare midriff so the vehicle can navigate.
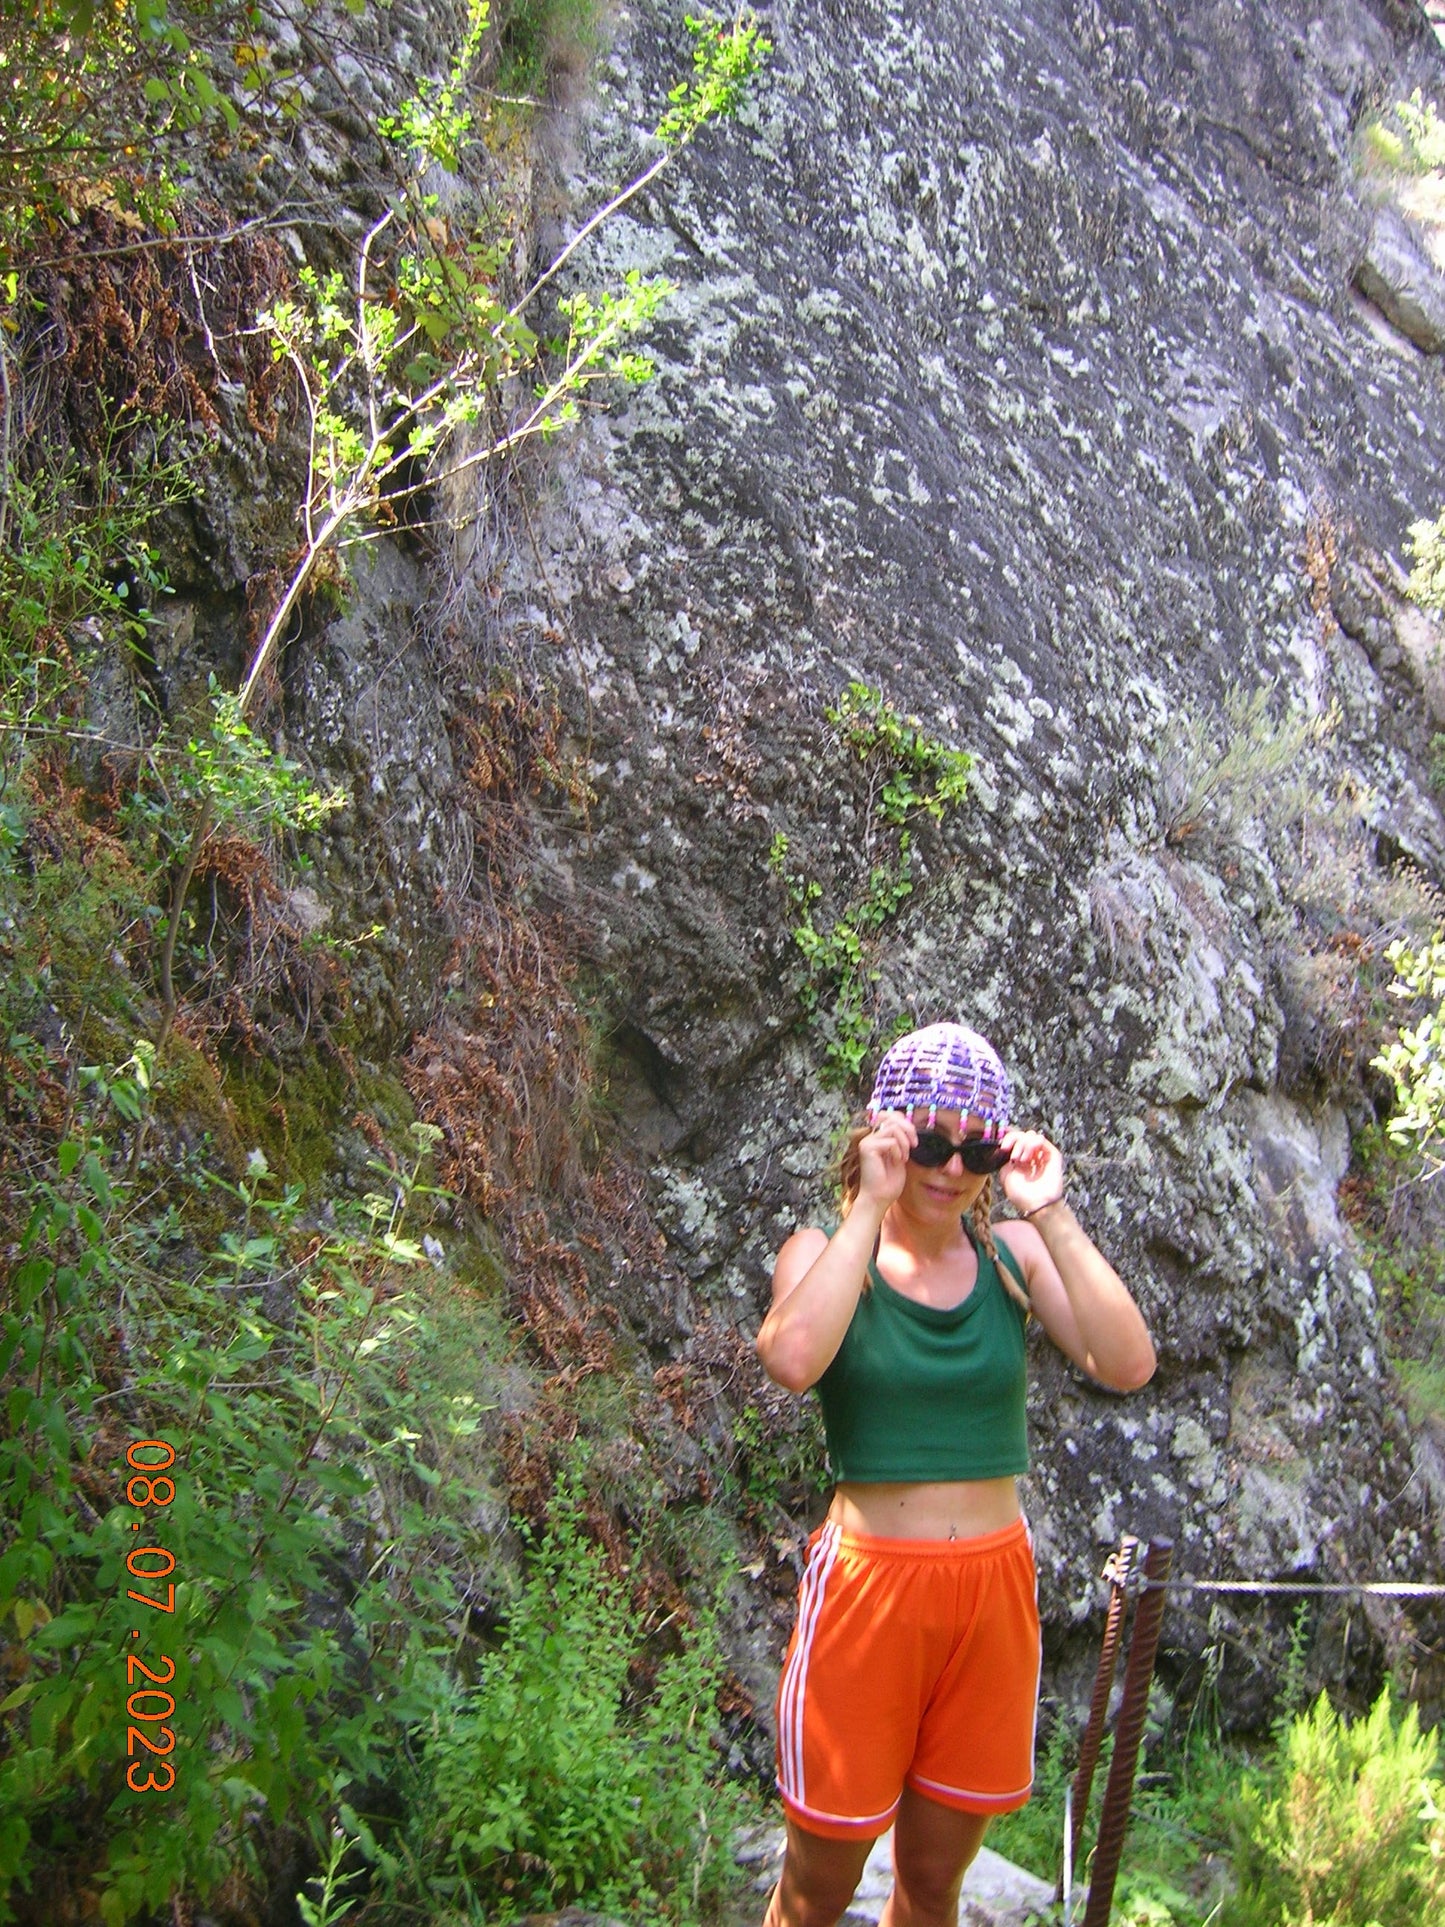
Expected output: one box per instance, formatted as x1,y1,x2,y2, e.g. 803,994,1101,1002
828,1475,1021,1541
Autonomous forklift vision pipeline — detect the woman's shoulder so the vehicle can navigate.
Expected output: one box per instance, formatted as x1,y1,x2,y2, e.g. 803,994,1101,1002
993,1219,1040,1269
770,1223,832,1302
779,1223,833,1255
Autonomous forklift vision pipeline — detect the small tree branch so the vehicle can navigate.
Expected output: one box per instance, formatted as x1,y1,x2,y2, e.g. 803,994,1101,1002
157,791,214,1029
510,146,675,320
356,210,395,450
237,496,361,715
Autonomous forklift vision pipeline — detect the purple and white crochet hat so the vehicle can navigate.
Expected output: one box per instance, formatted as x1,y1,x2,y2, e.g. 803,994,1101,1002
867,1023,1012,1133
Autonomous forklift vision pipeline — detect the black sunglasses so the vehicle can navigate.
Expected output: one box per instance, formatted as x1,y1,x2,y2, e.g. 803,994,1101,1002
909,1129,1011,1175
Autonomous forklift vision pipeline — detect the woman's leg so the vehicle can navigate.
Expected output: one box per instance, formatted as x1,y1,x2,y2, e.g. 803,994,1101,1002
878,1786,992,1927
762,1817,876,1927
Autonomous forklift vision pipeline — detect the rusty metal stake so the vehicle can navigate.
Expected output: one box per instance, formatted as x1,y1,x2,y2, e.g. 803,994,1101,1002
1058,1534,1139,1909
1080,1537,1174,1927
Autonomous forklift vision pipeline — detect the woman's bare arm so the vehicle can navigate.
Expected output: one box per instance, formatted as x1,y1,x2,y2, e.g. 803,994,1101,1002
756,1113,913,1392
998,1206,1155,1389
997,1129,1155,1391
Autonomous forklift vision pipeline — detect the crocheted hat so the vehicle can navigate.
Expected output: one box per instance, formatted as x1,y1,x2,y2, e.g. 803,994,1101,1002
867,1023,1012,1132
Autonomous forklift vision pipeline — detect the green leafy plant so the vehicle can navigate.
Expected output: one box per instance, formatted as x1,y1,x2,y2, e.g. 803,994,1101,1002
0,1105,502,1924
295,1812,367,1927
241,4,770,717
171,685,347,836
769,683,972,1085
824,680,973,829
727,1399,828,1516
147,680,349,1022
1272,1603,1314,1741
1159,681,1332,849
1373,932,1445,1170
0,1,248,251
378,0,494,165
993,1701,1243,1925
656,9,773,144
770,834,918,1083
1221,1687,1445,1927
1363,90,1445,176
986,1708,1076,1881
0,451,192,762
390,1477,741,1923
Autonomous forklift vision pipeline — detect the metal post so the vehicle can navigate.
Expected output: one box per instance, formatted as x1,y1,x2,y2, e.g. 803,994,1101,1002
1058,1534,1138,1907
1080,1537,1174,1927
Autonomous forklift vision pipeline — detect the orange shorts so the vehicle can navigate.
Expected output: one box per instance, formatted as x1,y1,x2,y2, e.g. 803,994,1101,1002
775,1517,1041,1840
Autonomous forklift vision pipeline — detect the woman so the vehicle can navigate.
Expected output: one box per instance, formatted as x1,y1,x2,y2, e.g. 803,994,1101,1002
756,1022,1155,1927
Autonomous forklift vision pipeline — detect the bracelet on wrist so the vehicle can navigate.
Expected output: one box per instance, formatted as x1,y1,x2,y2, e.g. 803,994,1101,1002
1020,1193,1066,1222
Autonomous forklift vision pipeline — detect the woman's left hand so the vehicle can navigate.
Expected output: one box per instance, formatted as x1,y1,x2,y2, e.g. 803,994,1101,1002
999,1129,1063,1217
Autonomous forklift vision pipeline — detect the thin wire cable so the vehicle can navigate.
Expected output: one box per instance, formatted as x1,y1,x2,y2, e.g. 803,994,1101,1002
1144,1578,1445,1598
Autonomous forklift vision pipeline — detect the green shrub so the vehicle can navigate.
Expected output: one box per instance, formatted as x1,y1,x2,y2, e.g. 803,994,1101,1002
727,1397,829,1517
0,454,190,759
1159,680,1330,850
1363,92,1445,177
1221,1687,1445,1927
0,1099,493,1923
394,1479,741,1922
0,2,241,244
1373,933,1445,1171
985,1710,1074,1881
991,1713,1238,1924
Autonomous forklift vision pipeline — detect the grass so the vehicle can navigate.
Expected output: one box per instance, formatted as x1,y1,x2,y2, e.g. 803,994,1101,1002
1338,1124,1445,1428
1399,1355,1445,1429
989,1718,1243,1925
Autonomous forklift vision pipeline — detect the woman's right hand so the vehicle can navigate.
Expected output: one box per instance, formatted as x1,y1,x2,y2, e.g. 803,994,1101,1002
855,1110,915,1211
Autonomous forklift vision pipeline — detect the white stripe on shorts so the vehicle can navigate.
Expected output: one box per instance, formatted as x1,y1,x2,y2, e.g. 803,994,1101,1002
777,1520,842,1805
910,1771,1034,1807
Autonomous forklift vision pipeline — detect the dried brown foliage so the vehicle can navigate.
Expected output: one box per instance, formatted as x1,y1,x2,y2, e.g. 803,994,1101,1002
1303,508,1339,627
399,662,692,1466
653,1313,767,1437
9,200,292,471
403,893,627,1380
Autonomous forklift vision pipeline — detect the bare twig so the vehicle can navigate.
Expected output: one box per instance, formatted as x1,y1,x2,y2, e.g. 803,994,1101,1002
512,145,675,319
356,209,395,451
17,208,331,273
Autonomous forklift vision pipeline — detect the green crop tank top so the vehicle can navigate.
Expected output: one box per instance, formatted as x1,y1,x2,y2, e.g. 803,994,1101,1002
815,1227,1032,1483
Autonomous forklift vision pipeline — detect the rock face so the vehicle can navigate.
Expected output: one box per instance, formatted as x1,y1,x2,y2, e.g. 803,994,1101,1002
1355,202,1445,349
493,0,1445,1716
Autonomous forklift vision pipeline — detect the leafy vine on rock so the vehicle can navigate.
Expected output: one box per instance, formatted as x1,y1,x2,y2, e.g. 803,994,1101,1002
770,681,973,1086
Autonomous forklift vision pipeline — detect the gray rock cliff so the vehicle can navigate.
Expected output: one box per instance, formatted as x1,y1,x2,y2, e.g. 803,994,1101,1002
477,0,1445,1720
